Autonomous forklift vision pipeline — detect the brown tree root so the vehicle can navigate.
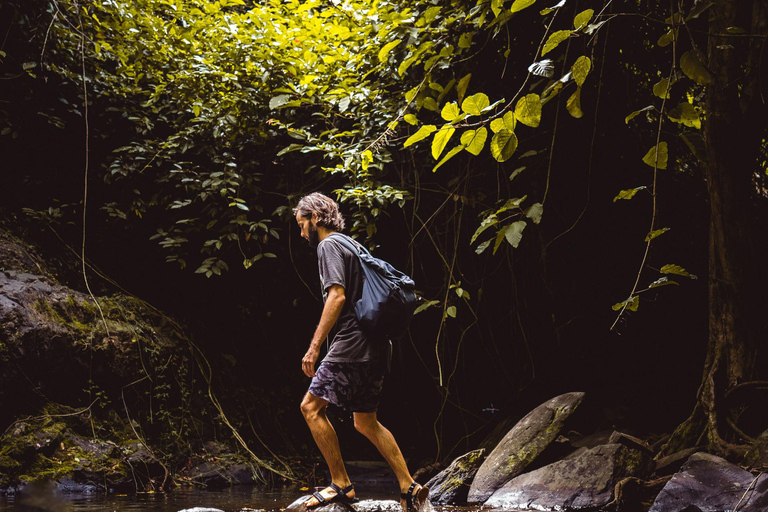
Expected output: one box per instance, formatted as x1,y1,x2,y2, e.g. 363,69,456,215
606,476,672,512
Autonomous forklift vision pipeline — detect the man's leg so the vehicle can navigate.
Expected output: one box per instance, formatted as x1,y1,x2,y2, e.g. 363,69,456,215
353,412,415,495
301,392,354,503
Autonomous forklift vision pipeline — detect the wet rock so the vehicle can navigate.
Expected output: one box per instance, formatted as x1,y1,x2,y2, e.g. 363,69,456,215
284,495,356,512
467,391,585,504
426,449,485,505
485,443,653,511
351,500,401,512
649,452,768,512
744,429,768,470
177,508,226,512
653,448,700,477
284,496,404,512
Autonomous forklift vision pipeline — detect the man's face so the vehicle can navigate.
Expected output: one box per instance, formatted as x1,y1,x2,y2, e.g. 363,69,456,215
296,212,320,247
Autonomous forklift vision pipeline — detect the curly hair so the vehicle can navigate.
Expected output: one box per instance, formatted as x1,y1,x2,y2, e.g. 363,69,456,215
294,192,345,231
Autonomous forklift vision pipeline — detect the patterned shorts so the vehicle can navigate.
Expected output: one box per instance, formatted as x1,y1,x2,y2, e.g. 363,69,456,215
308,361,386,413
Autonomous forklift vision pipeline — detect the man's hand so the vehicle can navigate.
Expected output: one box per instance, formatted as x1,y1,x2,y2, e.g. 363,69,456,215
302,347,319,377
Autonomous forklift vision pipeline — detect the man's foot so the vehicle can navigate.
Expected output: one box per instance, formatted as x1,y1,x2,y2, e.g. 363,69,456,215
305,482,357,509
400,482,429,512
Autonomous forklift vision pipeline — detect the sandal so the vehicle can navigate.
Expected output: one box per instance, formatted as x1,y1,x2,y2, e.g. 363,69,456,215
306,482,358,509
400,482,429,512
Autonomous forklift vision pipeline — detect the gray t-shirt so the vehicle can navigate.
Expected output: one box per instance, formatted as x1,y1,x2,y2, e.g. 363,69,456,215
317,233,383,363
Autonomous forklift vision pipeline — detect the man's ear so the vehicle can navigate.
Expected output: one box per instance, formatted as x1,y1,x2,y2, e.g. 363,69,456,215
311,212,319,225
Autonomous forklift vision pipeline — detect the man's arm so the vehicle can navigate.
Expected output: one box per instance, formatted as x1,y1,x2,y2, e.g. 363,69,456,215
302,284,345,377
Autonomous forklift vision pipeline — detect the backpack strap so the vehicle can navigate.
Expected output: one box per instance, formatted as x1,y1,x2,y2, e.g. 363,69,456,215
326,232,367,257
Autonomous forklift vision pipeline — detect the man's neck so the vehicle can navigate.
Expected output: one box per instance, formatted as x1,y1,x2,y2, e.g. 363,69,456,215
317,227,336,242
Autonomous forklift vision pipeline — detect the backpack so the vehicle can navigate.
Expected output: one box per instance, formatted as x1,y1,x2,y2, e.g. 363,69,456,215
328,233,418,340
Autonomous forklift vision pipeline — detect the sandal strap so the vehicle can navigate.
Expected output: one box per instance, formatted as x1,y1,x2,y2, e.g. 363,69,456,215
312,491,327,505
400,482,419,502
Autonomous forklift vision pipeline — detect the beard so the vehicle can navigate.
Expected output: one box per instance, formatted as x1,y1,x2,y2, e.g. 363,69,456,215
308,223,320,248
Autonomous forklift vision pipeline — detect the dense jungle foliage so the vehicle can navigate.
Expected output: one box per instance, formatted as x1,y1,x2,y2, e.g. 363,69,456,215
1,0,767,486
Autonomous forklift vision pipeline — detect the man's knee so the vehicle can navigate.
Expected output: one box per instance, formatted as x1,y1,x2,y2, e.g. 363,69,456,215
353,413,378,436
301,393,327,421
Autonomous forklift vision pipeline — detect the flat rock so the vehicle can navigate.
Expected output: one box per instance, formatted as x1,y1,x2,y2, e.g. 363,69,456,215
649,452,768,512
485,443,652,511
467,392,585,504
653,448,700,477
284,496,402,512
426,449,485,505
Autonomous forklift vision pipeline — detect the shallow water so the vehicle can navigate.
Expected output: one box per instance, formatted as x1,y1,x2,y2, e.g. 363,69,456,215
0,483,405,512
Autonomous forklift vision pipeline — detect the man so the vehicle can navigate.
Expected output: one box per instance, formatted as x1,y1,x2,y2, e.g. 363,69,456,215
294,192,428,512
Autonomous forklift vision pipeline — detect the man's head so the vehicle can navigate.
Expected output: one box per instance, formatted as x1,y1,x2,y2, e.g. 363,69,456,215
294,192,345,247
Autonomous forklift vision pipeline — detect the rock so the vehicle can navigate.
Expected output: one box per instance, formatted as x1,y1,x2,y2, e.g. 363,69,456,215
284,497,404,512
284,495,356,512
653,448,700,477
177,508,226,512
649,452,768,512
744,429,768,470
485,443,653,511
467,392,585,504
569,429,614,449
426,449,485,505
609,431,653,455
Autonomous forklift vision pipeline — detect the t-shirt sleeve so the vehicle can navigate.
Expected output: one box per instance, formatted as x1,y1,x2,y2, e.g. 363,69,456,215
317,239,346,293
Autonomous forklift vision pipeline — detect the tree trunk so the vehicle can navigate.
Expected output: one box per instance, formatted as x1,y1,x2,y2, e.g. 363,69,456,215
660,0,767,459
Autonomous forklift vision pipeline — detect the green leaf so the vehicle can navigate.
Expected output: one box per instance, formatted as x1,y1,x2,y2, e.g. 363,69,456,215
653,78,672,99
404,125,437,147
432,126,456,159
509,166,526,181
612,295,639,312
542,30,572,56
566,87,582,118
432,145,464,172
476,239,492,254
645,227,670,241
490,112,516,133
658,29,677,47
680,50,714,85
461,127,488,156
510,0,536,13
404,114,418,125
423,97,439,111
441,102,461,122
613,186,647,202
458,33,473,49
514,94,542,127
525,203,543,224
642,142,668,169
413,300,440,315
471,215,498,244
378,40,402,62
491,0,504,16
361,150,373,171
269,95,292,109
446,306,457,318
625,105,655,124
571,56,591,86
492,226,507,254
461,93,490,115
457,73,472,103
667,102,701,129
504,221,527,248
490,129,518,162
660,264,697,279
649,277,679,289
573,9,594,30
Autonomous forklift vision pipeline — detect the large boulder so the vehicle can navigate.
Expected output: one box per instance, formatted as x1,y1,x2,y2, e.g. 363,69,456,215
467,392,585,504
426,449,485,505
649,452,768,512
284,496,401,512
485,443,653,511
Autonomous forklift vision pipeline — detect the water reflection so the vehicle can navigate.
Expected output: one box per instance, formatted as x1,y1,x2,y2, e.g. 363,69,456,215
0,483,403,512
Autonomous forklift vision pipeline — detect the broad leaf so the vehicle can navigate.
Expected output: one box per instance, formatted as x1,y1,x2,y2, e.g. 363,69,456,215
649,277,679,289
542,30,572,56
660,264,697,279
528,59,554,78
471,214,498,244
269,94,292,109
540,0,566,15
667,102,700,129
573,9,594,30
571,56,591,86
404,125,436,147
441,102,461,122
645,227,670,241
612,295,639,312
524,203,543,224
446,306,457,318
432,145,464,172
377,40,401,62
514,94,542,127
625,105,654,124
490,129,518,162
510,0,536,13
432,125,456,159
403,114,418,125
680,50,714,85
658,29,677,47
413,300,440,315
566,87,582,118
461,127,488,156
613,186,647,202
457,73,472,103
462,93,490,115
504,221,527,248
476,239,492,254
653,78,671,99
642,142,668,169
